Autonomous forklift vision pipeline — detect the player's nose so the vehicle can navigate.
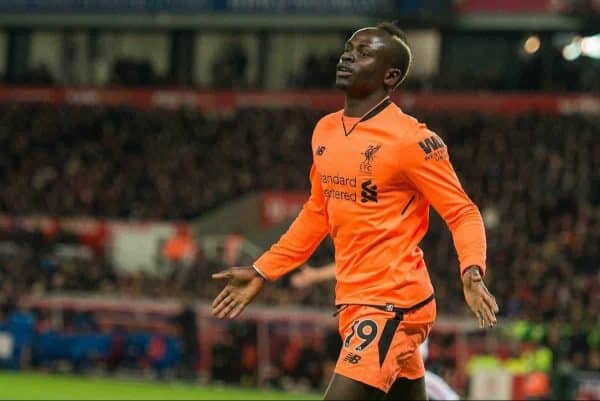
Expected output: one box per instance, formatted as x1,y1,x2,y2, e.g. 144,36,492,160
339,51,354,64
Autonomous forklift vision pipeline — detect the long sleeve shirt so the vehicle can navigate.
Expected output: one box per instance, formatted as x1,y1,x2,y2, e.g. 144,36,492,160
254,101,486,308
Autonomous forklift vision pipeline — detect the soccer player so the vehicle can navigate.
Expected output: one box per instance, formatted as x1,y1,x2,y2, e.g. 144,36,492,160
292,264,461,400
211,22,499,400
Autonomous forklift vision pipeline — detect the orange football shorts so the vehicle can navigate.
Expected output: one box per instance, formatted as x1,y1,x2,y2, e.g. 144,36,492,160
333,298,436,393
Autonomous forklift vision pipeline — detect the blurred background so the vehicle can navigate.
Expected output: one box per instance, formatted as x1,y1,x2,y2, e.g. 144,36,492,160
0,0,598,400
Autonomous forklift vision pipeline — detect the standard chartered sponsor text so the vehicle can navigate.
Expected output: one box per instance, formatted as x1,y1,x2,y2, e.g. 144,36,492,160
324,188,357,201
320,173,357,201
319,173,357,187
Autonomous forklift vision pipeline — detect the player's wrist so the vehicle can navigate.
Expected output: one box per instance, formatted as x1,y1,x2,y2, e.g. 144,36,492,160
461,265,482,284
251,264,267,281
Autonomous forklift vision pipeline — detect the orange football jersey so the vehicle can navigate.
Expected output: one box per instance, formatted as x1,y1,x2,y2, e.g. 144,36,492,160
254,100,486,307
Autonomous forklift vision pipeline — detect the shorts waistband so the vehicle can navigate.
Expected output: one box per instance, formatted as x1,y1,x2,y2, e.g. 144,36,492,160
333,293,435,318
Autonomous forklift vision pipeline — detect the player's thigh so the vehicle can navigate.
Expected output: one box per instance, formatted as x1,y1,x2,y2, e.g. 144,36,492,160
385,376,427,401
324,372,387,401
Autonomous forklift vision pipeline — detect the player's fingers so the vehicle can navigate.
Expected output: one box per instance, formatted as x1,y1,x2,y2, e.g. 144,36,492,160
212,270,233,280
474,309,485,329
483,293,499,315
214,300,232,319
490,295,499,313
228,302,247,319
480,302,497,328
476,305,490,329
212,288,230,308
212,294,235,317
217,299,239,319
476,284,498,315
480,285,499,313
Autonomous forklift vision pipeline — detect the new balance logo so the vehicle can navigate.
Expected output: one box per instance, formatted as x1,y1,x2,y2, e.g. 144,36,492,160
360,180,378,203
343,353,362,364
315,146,326,156
418,135,446,155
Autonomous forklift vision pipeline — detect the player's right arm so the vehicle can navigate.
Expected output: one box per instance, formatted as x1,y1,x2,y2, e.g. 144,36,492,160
252,164,330,280
212,160,330,319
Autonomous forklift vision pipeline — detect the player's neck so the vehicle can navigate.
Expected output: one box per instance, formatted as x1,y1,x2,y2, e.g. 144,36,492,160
343,90,390,118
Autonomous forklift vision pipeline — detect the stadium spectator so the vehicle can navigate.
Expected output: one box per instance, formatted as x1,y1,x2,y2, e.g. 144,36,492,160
162,224,198,269
172,298,200,380
211,40,249,89
210,326,241,384
221,228,246,268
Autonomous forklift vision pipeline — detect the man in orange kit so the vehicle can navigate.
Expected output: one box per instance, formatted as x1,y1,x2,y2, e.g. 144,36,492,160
211,22,499,400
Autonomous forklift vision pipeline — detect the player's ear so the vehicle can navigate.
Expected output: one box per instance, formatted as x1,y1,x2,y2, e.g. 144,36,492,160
384,68,403,91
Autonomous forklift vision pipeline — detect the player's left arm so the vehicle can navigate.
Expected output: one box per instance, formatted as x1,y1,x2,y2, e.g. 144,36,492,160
402,129,499,329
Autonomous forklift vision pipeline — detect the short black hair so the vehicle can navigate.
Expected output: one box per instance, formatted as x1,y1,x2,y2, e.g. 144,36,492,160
376,21,412,87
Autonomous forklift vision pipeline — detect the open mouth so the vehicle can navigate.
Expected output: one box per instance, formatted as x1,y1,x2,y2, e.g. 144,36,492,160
336,65,353,77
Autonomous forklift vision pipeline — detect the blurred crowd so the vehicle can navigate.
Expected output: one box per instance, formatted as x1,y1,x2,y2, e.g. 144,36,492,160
0,104,318,218
419,112,600,374
0,104,598,385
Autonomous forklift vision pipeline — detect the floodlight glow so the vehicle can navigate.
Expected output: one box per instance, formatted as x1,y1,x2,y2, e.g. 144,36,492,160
524,35,540,54
581,34,600,59
563,37,582,61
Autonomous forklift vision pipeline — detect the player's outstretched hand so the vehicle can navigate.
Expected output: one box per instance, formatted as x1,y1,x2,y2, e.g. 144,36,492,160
462,266,499,329
291,265,318,289
211,266,265,319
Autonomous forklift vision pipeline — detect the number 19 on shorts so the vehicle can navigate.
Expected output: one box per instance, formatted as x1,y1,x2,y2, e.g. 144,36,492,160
343,319,379,352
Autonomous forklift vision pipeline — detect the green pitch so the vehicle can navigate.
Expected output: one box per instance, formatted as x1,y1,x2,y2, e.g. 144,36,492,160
0,372,320,400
